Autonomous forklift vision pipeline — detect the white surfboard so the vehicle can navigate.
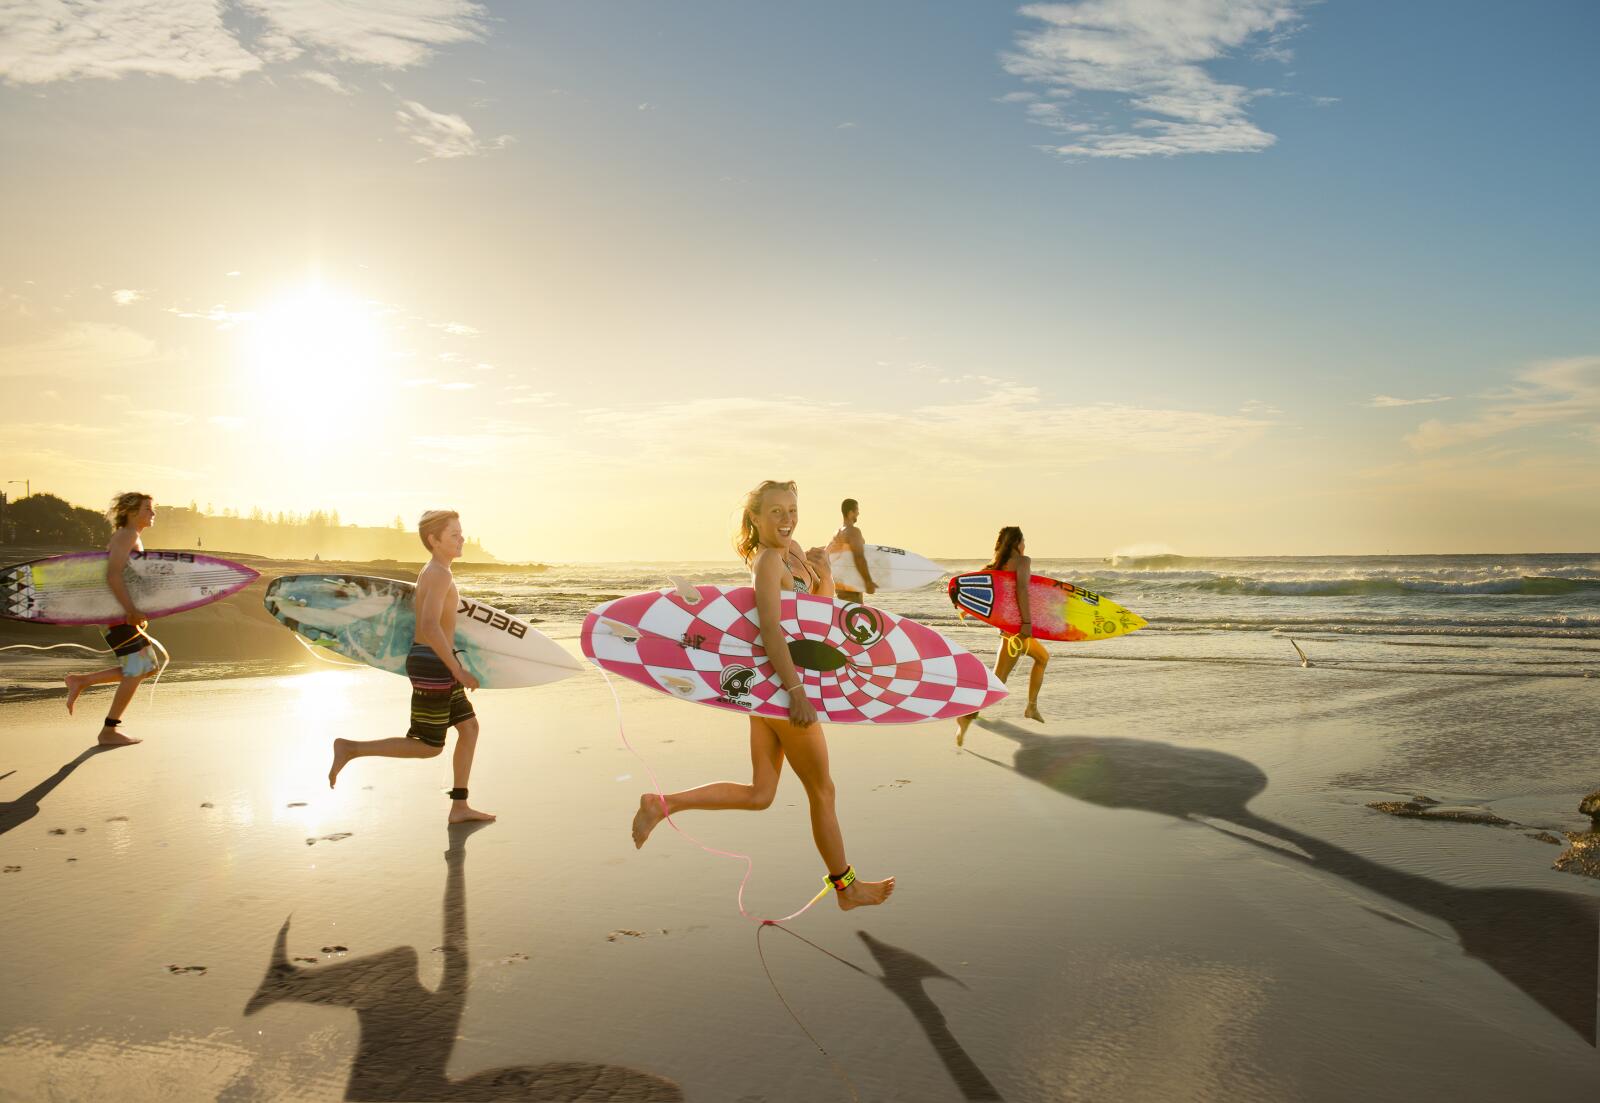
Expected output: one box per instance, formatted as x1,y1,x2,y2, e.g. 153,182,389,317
829,544,944,593
265,574,581,689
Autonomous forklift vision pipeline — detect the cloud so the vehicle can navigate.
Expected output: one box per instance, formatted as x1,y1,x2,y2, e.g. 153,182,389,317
396,99,511,159
1406,356,1600,452
1000,0,1309,158
431,321,479,336
297,70,351,94
111,288,144,305
168,303,254,328
0,0,262,84
0,323,160,378
0,0,485,85
241,0,485,68
578,382,1272,474
1369,393,1450,408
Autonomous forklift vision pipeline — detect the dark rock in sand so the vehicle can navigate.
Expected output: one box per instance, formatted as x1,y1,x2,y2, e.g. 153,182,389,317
1529,831,1564,845
1554,832,1600,879
1580,789,1600,829
1368,799,1512,826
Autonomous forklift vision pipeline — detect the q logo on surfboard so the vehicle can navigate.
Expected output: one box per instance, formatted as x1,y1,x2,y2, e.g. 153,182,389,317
840,603,885,648
718,664,758,708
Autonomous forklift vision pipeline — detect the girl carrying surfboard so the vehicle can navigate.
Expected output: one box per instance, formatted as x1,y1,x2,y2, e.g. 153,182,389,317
955,525,1050,745
629,479,895,911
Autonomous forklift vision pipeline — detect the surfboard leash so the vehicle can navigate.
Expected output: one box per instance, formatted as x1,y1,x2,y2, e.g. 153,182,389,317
0,621,170,706
595,664,833,926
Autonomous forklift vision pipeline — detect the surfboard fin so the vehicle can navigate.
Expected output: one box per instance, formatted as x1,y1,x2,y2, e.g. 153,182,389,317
598,618,643,644
667,576,703,605
1288,638,1314,668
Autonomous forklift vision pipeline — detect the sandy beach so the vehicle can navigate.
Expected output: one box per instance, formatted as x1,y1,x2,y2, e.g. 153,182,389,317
3,623,1598,1101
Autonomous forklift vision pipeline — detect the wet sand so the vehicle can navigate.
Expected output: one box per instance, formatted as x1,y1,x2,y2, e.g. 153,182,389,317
2,651,1599,1101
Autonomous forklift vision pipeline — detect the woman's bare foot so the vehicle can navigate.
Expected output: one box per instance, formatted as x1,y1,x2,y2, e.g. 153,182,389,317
448,803,497,824
837,875,895,911
1024,701,1045,723
97,726,142,746
328,739,354,788
632,793,667,849
955,712,978,746
65,675,85,715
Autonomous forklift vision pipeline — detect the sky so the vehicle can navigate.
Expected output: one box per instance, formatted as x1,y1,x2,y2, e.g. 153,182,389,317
2,0,1597,562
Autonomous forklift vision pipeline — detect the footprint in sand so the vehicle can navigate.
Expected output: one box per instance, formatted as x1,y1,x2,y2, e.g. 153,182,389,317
106,816,129,822
320,945,349,955
493,952,530,965
3,866,20,874
287,802,308,808
304,832,354,846
166,965,208,975
200,802,214,809
292,956,319,964
606,929,646,942
73,826,86,833
66,858,77,863
47,828,66,835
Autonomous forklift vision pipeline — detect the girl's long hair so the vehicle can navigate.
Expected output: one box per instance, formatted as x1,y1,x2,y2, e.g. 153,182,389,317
733,479,797,564
985,526,1024,571
107,492,151,529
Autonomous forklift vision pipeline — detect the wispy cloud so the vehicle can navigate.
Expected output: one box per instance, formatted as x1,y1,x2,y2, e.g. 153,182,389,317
1001,0,1309,158
396,100,511,160
297,70,352,95
578,382,1272,474
1369,393,1451,408
0,323,160,378
241,0,485,69
111,288,144,306
1406,356,1600,452
0,0,485,85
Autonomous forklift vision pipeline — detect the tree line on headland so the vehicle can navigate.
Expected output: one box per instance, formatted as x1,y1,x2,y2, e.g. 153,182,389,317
0,493,500,563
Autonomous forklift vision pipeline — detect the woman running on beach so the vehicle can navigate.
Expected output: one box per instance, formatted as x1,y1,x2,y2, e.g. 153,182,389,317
956,525,1049,745
629,479,895,911
63,492,163,746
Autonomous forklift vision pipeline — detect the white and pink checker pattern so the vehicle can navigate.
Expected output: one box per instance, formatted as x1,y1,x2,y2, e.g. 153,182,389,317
582,584,1007,725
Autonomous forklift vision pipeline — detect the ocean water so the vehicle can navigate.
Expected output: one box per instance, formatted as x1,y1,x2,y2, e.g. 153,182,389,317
466,552,1600,680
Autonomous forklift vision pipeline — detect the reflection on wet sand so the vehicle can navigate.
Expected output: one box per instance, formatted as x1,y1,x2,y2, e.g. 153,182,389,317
965,721,1600,1045
760,924,1004,1100
0,746,115,837
245,823,682,1101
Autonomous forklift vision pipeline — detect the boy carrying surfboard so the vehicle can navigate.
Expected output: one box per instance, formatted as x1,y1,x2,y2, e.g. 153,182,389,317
63,492,164,746
826,498,877,603
327,510,496,824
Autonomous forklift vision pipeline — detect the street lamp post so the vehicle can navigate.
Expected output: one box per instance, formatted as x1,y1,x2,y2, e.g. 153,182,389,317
4,479,27,498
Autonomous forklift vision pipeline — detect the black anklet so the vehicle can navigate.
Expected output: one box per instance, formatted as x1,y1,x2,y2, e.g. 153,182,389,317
103,718,121,728
447,788,468,801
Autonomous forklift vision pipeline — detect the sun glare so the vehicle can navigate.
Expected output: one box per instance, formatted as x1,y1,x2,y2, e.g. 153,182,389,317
248,285,387,388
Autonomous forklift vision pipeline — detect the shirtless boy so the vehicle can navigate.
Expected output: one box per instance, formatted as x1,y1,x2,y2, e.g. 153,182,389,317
826,498,877,603
327,510,495,824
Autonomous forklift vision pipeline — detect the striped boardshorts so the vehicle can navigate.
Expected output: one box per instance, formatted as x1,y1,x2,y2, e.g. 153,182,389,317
405,643,475,748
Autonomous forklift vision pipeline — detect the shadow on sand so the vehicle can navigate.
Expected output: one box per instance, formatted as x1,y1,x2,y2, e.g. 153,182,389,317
759,924,1004,1100
964,720,1600,1046
245,822,683,1101
0,745,118,837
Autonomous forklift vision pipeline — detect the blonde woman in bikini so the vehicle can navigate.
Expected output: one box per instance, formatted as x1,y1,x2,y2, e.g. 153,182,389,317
955,525,1049,745
630,479,894,911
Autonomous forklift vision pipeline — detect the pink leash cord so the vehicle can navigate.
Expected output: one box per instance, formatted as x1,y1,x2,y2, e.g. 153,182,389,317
597,666,830,925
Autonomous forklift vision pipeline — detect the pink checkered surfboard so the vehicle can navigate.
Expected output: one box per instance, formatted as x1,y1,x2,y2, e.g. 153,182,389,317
582,585,1007,724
